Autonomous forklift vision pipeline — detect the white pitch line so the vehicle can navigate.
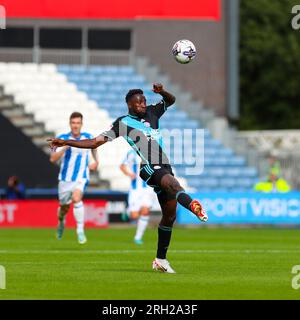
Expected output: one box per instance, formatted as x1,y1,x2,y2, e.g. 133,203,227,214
4,261,138,265
0,249,299,254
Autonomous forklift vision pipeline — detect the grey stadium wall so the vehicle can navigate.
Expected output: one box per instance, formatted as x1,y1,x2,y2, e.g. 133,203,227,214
4,2,226,116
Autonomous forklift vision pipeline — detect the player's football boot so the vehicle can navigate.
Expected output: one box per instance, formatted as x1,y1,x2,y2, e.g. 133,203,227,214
77,232,87,244
152,258,176,274
56,219,65,240
190,200,208,222
134,239,144,245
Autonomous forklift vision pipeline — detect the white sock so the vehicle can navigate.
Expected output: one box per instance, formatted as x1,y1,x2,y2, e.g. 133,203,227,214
73,201,85,235
156,258,167,263
134,215,150,241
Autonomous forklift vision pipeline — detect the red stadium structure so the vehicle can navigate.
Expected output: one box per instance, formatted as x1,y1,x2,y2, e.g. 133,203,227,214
1,0,221,20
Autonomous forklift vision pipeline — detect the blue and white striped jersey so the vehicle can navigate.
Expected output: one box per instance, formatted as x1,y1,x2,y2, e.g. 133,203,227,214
56,132,93,182
121,150,148,191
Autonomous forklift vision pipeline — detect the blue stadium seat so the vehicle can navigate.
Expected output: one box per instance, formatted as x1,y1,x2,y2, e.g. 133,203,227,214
66,74,82,82
219,178,236,188
76,83,91,92
242,167,258,177
71,65,88,74
89,84,107,92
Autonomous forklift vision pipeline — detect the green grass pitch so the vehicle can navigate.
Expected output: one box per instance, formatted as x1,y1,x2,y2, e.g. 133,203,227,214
0,226,300,299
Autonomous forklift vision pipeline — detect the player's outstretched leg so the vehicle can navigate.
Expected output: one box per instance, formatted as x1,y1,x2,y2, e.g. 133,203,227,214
72,189,87,244
56,204,70,240
152,196,177,274
160,174,208,222
73,201,87,244
134,207,150,245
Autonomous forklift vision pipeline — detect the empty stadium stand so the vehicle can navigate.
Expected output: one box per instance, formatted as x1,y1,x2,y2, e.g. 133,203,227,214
0,62,258,191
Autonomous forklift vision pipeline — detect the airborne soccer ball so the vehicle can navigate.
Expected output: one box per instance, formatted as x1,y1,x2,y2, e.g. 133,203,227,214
172,39,196,64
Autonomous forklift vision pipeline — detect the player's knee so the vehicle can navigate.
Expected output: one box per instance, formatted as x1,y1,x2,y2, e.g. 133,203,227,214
161,175,184,197
72,195,82,204
140,207,150,216
131,211,139,220
167,182,184,197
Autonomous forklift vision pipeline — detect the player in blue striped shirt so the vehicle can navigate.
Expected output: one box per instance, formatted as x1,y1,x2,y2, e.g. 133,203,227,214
50,112,99,244
120,149,155,245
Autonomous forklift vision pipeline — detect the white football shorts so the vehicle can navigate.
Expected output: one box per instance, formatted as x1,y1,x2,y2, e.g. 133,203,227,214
58,179,88,205
127,188,155,213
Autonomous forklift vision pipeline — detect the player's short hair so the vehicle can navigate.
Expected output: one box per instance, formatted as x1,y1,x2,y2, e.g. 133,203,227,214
69,112,83,121
125,89,144,103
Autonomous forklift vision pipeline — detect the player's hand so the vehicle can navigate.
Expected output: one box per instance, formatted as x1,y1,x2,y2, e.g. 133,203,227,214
129,173,136,180
89,162,99,171
47,138,67,150
152,83,164,93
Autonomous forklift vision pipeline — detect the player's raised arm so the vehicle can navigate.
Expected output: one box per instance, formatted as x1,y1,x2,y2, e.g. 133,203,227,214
152,83,176,107
48,118,122,151
47,135,108,150
49,146,70,163
120,164,136,180
89,148,99,171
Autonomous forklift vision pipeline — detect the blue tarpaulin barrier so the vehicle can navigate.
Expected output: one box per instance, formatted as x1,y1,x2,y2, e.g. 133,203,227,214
177,192,300,224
